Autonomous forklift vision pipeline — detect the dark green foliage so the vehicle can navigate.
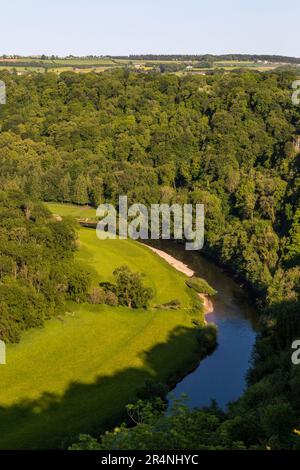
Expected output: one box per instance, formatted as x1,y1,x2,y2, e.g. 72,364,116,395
196,324,218,356
137,379,168,402
0,191,87,342
0,69,300,449
0,69,298,306
113,265,153,309
70,399,245,450
116,54,300,64
66,264,91,302
71,382,299,450
97,266,153,308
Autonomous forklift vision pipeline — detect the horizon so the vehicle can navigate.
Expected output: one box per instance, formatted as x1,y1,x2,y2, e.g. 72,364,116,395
1,53,300,59
1,0,299,57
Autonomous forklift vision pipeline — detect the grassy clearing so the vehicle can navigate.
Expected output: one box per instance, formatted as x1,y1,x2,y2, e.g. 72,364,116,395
46,202,97,219
0,205,202,449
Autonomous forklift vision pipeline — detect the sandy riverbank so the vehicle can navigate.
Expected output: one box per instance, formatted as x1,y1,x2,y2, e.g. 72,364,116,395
146,245,214,315
198,293,214,314
147,246,195,277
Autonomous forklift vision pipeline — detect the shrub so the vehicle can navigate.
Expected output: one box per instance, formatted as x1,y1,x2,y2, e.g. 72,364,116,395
186,277,217,296
67,264,91,302
89,287,106,304
89,287,118,306
155,299,181,310
113,265,154,309
196,324,218,356
137,379,168,402
104,290,118,306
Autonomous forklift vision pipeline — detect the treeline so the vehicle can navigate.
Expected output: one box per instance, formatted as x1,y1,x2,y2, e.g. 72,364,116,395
0,191,90,342
114,54,300,64
3,54,300,64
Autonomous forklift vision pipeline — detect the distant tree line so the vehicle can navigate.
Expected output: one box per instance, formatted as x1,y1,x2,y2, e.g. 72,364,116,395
113,54,300,64
4,53,300,64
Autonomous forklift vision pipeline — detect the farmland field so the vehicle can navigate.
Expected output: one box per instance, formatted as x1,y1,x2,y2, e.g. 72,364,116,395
0,56,286,75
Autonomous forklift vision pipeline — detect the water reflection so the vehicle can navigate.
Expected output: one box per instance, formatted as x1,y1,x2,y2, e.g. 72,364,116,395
147,240,258,410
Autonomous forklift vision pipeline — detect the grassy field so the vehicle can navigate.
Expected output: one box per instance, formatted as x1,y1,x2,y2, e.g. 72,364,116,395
46,202,97,219
0,205,203,449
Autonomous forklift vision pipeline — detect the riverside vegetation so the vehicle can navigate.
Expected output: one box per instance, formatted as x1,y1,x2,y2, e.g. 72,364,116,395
0,198,215,449
0,68,299,449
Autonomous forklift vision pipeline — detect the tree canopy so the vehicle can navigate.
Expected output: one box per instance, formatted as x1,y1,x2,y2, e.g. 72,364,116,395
0,68,299,449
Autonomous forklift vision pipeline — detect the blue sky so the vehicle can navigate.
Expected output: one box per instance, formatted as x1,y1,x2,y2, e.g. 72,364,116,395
1,0,299,56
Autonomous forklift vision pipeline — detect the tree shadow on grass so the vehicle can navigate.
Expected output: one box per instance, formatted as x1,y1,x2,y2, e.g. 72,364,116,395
0,325,201,450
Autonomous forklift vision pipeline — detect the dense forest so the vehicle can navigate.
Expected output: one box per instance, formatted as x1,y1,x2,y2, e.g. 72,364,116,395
0,69,299,305
0,68,299,449
0,191,90,342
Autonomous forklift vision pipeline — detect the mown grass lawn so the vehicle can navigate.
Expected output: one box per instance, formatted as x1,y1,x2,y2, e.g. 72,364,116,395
46,202,97,219
0,210,203,449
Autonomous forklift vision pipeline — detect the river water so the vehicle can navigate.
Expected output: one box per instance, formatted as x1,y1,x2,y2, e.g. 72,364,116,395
151,241,258,410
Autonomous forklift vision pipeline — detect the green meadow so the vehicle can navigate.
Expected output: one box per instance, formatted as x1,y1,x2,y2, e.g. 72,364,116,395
46,202,97,219
0,205,203,449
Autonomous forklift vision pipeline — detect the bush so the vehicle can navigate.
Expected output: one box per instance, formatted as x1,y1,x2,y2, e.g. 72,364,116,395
196,324,218,356
137,379,168,402
104,290,118,306
89,287,118,306
113,265,154,309
186,277,217,296
67,264,91,302
89,287,106,304
155,299,181,310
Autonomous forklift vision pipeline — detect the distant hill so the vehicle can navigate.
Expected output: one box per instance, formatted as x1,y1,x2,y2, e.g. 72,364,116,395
111,54,300,64
1,54,300,65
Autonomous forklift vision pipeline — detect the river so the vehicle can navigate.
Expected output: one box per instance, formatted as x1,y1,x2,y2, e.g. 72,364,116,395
148,241,258,410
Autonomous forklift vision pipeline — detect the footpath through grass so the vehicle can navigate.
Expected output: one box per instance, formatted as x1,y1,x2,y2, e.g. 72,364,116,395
0,205,203,449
